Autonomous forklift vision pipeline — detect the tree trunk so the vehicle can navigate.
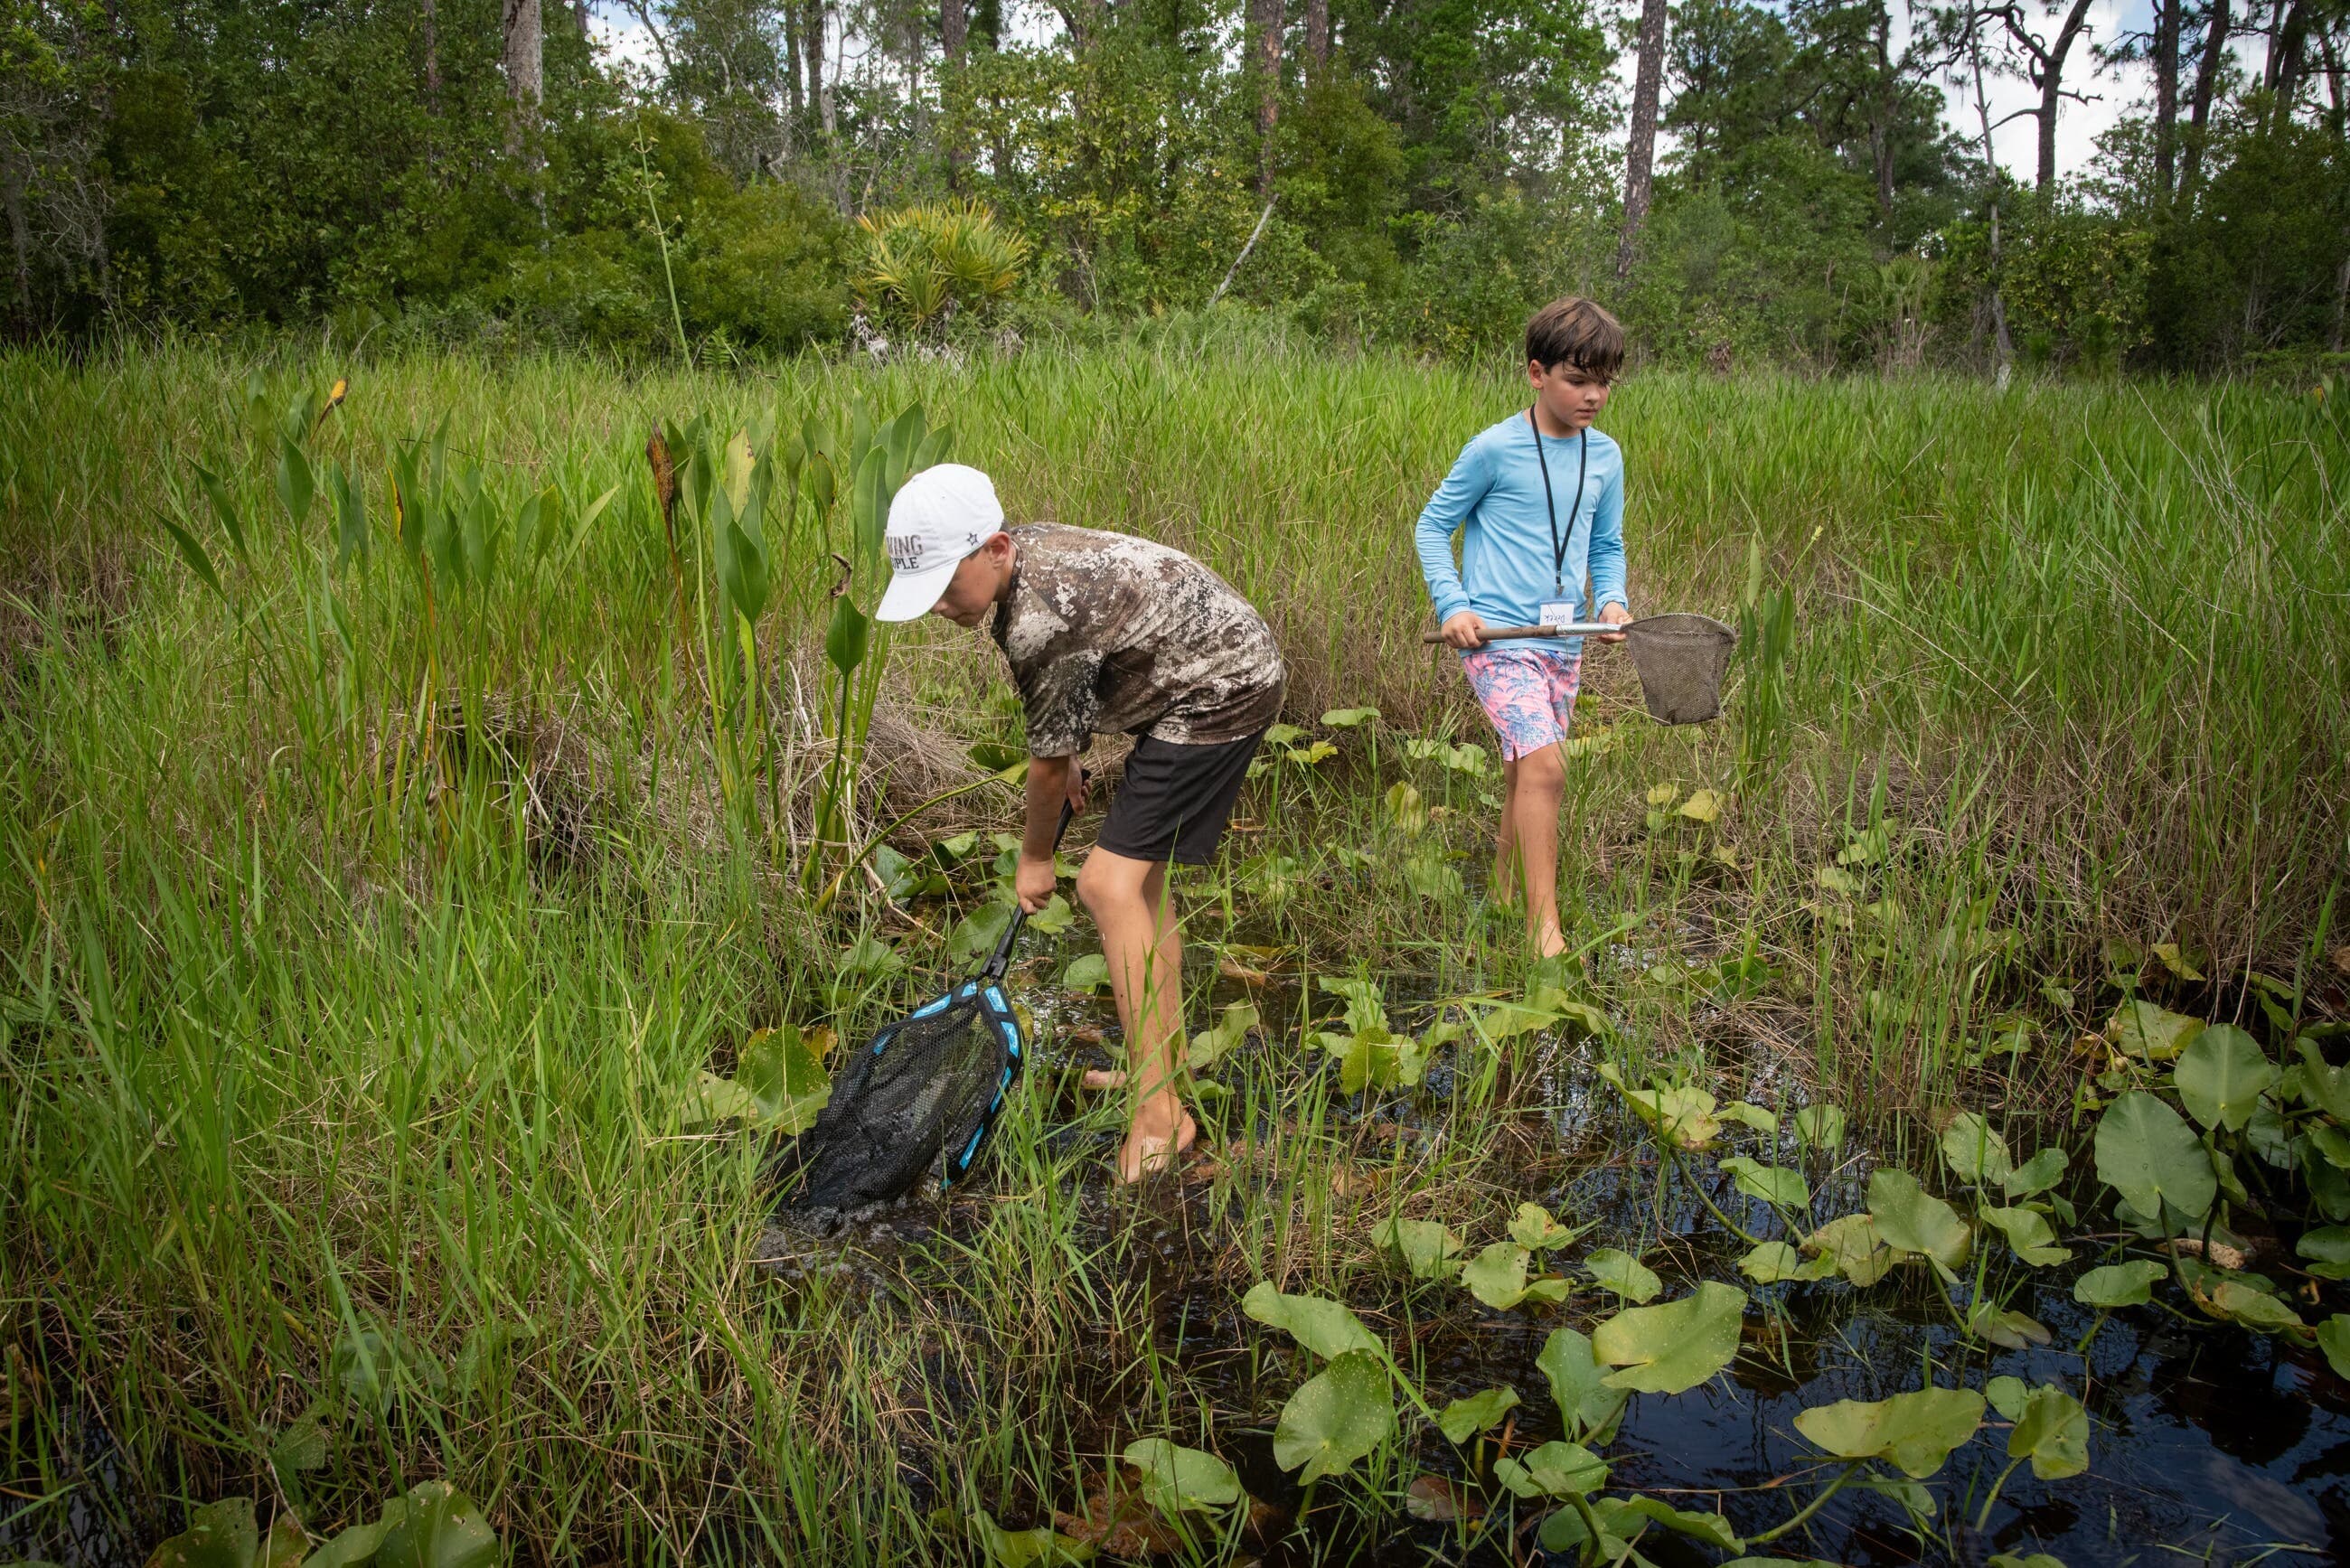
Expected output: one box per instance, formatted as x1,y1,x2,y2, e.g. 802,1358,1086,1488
1617,0,1668,278
1869,1,1895,224
4,155,33,337
944,0,966,56
1969,14,2016,371
2034,0,2096,192
503,0,542,156
2268,0,2311,128
2154,0,2179,202
1251,0,1283,196
2184,0,2231,193
1304,0,1329,72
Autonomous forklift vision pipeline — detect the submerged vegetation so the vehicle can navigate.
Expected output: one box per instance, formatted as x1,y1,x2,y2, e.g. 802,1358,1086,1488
2,340,2347,1564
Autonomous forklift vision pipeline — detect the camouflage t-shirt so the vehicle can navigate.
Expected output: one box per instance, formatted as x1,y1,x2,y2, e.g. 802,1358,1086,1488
990,523,1286,756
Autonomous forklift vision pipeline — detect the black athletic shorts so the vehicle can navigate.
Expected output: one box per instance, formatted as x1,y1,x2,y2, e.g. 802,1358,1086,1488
1095,731,1264,866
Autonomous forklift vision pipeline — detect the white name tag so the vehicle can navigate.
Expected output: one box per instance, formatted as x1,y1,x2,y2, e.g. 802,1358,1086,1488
1539,601,1576,632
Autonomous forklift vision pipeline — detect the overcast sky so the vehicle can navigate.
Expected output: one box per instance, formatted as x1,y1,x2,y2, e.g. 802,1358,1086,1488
589,0,2277,186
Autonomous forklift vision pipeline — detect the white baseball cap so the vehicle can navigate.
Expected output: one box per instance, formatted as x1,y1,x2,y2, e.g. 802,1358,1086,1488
874,464,1007,623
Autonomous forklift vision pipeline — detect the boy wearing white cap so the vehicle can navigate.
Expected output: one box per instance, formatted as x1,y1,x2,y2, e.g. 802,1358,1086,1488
875,465,1285,1183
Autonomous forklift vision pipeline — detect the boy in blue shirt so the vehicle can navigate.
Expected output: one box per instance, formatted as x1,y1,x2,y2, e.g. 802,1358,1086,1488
1415,297,1631,959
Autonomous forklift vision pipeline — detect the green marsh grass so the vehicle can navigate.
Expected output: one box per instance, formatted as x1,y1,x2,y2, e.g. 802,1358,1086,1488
1,339,2345,1562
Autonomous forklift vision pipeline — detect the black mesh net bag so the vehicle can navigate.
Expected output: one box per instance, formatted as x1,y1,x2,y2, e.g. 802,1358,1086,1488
769,972,1025,1216
1620,613,1740,725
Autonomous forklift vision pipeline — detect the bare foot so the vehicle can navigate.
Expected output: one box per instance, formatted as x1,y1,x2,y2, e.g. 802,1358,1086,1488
1533,924,1569,960
1115,1107,1198,1184
1079,1067,1129,1090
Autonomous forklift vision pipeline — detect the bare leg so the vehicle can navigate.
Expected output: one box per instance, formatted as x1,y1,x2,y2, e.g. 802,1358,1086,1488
1076,847,1196,1182
1507,745,1567,957
1492,755,1523,906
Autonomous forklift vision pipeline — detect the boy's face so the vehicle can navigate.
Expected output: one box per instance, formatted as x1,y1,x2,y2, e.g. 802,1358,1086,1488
929,531,1015,627
1528,361,1613,430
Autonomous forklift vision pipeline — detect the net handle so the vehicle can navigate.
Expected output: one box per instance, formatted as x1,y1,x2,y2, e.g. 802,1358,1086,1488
1420,620,1620,645
983,795,1077,981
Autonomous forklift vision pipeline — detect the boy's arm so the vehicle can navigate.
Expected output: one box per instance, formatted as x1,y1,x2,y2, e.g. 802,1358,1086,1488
1414,437,1491,644
1015,756,1086,912
1587,461,1629,639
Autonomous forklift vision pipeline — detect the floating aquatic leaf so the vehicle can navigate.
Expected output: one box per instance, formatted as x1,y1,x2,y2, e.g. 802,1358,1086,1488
1187,1002,1259,1070
1719,1156,1810,1208
1054,1474,1182,1558
2298,1227,2350,1282
1939,1113,2015,1186
1965,1300,2053,1349
1493,1440,1609,1499
948,901,1016,965
1372,1216,1465,1282
2106,1000,2202,1062
1804,1212,1894,1286
1815,865,1861,895
1583,1248,1663,1303
1987,1556,2065,1568
1508,1201,1580,1250
1866,1169,1972,1274
1593,1282,1746,1394
1537,1326,1631,1443
1718,1101,1778,1135
1120,1439,1241,1517
1026,893,1076,936
2003,1385,2090,1479
2175,1024,2277,1132
1272,1350,1396,1481
2003,1145,2068,1197
1461,1242,1569,1310
1385,780,1425,834
1404,1473,1480,1522
1321,707,1379,728
1601,1496,1743,1551
373,1481,501,1568
1062,954,1111,994
1793,1103,1847,1150
2295,1039,2350,1121
1241,1282,1383,1360
1598,1064,1722,1150
2152,941,2204,981
1792,1386,1986,1479
1978,1205,2070,1266
1645,782,1681,807
1317,977,1387,1033
968,1507,1096,1566
1741,1239,1836,1283
2199,1278,2305,1332
1434,1385,1520,1443
2095,1092,2215,1224
1316,1026,1427,1094
146,1498,260,1568
2072,1258,2166,1310
1678,788,1723,823
2318,1316,2350,1380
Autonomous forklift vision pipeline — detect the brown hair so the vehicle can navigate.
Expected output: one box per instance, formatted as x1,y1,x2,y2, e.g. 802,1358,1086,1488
1524,296,1626,377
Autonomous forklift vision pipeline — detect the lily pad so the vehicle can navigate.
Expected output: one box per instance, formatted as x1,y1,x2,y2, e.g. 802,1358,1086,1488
1583,1247,1663,1303
1593,1282,1747,1394
949,901,1018,965
1321,707,1379,728
1939,1112,2015,1186
1435,1385,1522,1444
1121,1439,1242,1517
2298,1226,2350,1282
2003,1145,2069,1197
1867,1168,1973,1274
1599,1064,1722,1150
2073,1259,2166,1308
2317,1316,2350,1380
1678,788,1724,823
1965,1300,2054,1349
1187,1002,1260,1070
146,1498,260,1568
1493,1441,1610,1499
1508,1201,1580,1250
1241,1282,1383,1360
968,1508,1096,1566
1720,1156,1810,1208
1738,1240,1835,1283
1272,1350,1396,1481
1792,1386,1987,1479
1461,1242,1570,1310
1372,1216,1465,1282
2095,1091,2216,1224
1793,1103,1847,1150
1537,1327,1631,1443
2175,1024,2277,1132
2107,1000,2203,1062
1980,1206,2072,1266
373,1481,501,1568
2003,1385,2090,1480
1719,1101,1779,1135
2200,1278,2306,1332
1805,1212,1896,1286
1602,1495,1743,1551
1062,953,1111,993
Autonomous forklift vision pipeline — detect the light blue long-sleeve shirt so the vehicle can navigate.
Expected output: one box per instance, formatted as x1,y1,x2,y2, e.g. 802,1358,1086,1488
1415,412,1629,657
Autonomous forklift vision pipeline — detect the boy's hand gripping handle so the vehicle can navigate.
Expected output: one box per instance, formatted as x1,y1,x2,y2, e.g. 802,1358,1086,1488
983,798,1077,981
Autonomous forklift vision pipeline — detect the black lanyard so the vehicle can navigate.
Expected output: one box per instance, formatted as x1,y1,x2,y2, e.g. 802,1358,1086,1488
1526,406,1587,597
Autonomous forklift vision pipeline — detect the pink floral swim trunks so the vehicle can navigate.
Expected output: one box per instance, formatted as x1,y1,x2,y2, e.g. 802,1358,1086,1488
1460,646,1583,761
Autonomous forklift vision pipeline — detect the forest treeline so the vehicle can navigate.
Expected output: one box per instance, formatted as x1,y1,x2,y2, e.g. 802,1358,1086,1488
4,0,2345,371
